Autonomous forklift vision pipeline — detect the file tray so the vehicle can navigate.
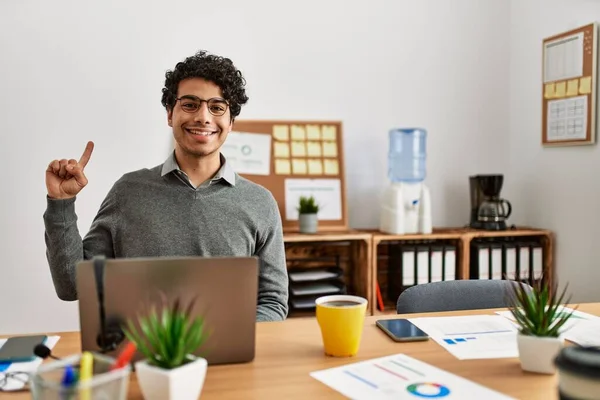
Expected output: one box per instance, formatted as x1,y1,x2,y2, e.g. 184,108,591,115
291,296,321,310
288,267,343,283
290,280,345,297
29,352,130,400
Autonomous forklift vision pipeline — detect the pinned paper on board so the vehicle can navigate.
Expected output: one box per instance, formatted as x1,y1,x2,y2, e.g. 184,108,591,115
306,125,321,140
291,141,306,157
292,159,307,175
275,159,291,175
291,125,306,140
321,125,337,141
554,81,566,98
221,131,271,175
544,83,555,99
322,142,337,157
284,178,342,220
580,76,592,94
306,141,322,157
273,125,289,141
567,79,579,96
274,142,290,158
324,159,339,175
308,159,323,175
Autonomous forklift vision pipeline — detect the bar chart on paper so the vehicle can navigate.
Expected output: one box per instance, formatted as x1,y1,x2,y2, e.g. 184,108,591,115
310,354,514,399
408,315,519,360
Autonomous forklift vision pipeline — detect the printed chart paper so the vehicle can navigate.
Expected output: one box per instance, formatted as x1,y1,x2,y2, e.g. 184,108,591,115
221,131,271,175
496,307,600,347
408,315,519,360
310,353,514,399
284,178,342,220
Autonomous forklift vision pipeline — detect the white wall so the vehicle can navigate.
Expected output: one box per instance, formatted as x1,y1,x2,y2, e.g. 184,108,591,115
0,0,510,334
508,0,600,303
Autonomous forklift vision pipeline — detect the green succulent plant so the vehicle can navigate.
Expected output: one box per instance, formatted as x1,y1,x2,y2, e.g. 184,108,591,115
506,276,576,338
297,195,319,214
123,295,208,369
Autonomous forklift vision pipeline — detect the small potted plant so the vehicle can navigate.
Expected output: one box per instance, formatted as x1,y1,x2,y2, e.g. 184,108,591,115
297,195,320,233
507,277,576,375
123,295,209,400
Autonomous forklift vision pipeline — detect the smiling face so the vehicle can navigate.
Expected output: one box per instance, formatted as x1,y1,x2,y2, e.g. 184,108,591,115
167,78,233,160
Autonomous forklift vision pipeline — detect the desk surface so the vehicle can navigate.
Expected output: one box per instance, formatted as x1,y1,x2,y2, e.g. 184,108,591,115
5,303,599,399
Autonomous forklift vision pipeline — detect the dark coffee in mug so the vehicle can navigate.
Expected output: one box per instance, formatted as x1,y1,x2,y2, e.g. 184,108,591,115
321,300,361,307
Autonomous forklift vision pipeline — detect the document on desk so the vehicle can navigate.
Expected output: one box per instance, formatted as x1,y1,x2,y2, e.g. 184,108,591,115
310,353,514,399
496,307,600,347
408,315,518,360
0,336,60,391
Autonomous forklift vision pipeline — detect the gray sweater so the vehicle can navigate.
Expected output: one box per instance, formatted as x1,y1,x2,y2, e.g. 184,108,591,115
43,154,289,322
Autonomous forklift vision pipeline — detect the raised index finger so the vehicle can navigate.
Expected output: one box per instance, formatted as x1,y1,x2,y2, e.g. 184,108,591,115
78,141,95,168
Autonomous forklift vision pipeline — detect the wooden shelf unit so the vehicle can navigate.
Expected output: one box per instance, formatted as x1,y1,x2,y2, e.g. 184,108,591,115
370,227,554,315
281,227,554,317
283,230,373,317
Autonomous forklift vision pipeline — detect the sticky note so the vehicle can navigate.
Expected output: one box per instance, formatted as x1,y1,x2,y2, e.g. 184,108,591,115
322,141,337,157
291,125,306,140
273,125,289,141
554,81,566,98
291,141,306,157
324,159,339,175
544,83,555,99
275,159,290,175
274,142,290,158
321,125,337,141
580,76,592,94
567,79,579,96
306,141,322,157
306,125,321,140
292,159,307,175
308,159,323,175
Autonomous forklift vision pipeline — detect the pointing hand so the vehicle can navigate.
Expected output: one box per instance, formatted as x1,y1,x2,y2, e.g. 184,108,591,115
46,141,95,199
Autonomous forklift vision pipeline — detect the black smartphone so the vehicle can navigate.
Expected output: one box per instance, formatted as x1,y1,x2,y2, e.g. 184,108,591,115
0,335,48,363
376,319,429,342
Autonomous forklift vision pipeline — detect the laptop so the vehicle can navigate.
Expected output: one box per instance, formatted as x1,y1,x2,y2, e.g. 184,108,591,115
75,256,258,365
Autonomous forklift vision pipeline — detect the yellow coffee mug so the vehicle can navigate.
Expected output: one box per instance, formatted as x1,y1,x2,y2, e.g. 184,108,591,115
315,295,368,357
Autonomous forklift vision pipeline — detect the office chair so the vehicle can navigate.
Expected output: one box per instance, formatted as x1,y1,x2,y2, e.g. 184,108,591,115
396,279,532,314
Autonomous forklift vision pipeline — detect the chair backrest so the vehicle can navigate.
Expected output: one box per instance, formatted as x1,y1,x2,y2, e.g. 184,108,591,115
396,279,532,314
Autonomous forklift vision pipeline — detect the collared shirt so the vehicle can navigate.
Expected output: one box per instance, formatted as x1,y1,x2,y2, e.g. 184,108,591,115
160,152,236,189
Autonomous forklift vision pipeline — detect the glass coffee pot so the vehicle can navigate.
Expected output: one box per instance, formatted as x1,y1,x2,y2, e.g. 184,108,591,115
477,197,512,225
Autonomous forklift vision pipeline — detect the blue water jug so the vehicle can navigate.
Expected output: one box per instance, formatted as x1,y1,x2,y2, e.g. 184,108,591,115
387,128,427,182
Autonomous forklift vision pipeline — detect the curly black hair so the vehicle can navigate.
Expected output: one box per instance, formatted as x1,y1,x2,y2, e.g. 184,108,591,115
161,50,249,120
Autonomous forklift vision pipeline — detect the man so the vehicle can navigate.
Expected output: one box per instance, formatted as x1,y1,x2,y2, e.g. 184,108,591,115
43,50,289,322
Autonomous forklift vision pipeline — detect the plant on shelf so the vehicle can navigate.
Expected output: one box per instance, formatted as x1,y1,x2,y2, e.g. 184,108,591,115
506,276,576,375
297,195,320,234
123,295,210,400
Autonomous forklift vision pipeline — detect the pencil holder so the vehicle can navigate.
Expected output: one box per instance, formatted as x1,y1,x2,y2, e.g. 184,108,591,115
29,352,130,400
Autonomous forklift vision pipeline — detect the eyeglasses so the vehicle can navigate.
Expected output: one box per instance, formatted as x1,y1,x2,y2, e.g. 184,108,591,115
175,95,229,116
0,371,30,391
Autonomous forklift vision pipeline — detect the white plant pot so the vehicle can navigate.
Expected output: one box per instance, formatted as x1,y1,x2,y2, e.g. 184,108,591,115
299,213,318,233
135,355,207,400
517,332,564,374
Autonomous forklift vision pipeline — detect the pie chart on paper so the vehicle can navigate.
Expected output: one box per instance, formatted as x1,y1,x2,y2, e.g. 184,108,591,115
406,382,451,398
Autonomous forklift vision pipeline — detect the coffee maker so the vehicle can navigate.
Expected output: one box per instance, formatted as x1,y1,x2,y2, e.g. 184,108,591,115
469,174,512,230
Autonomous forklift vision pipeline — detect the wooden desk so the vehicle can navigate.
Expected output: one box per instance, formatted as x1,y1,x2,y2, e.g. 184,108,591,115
5,303,599,399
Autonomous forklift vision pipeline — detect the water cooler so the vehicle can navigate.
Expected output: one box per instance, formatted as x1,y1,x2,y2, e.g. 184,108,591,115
379,128,432,235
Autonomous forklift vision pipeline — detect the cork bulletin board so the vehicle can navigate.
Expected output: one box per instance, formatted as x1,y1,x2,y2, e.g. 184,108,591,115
542,22,598,146
222,120,348,232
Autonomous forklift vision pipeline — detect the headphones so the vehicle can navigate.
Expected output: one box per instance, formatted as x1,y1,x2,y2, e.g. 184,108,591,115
92,255,125,353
